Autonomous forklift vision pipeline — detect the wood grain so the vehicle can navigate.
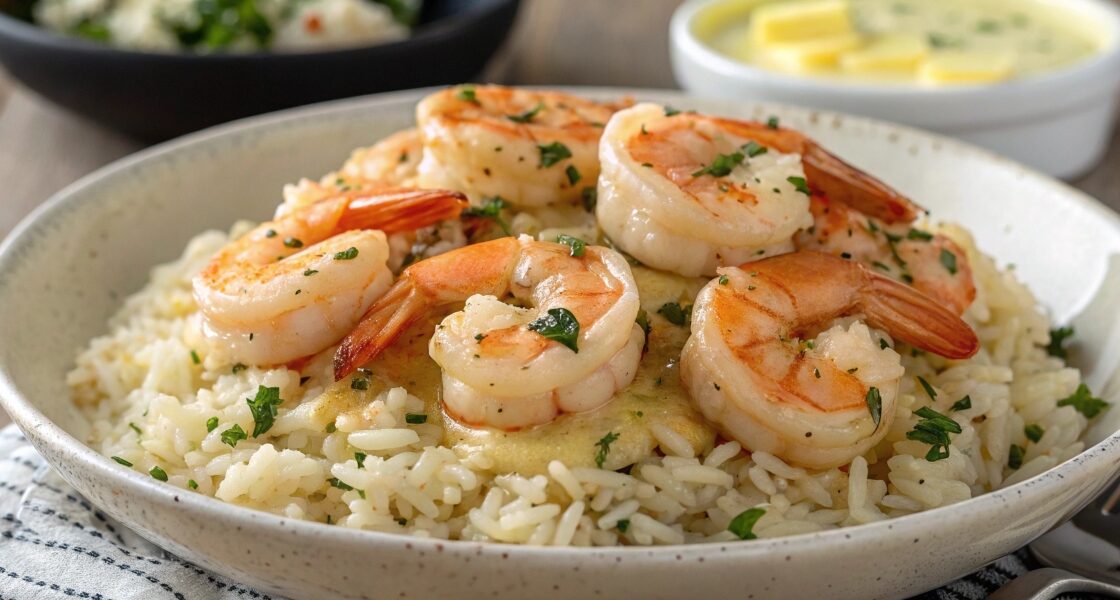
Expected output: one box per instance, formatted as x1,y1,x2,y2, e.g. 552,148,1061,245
0,0,1118,429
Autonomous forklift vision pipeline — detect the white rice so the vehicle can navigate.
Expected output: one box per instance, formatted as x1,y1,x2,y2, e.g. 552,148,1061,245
68,221,1100,546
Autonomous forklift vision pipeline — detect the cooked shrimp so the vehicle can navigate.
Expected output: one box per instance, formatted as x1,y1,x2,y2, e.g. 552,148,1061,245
416,85,624,208
335,235,643,430
795,193,976,315
680,251,979,469
596,103,918,277
194,188,467,366
338,128,423,186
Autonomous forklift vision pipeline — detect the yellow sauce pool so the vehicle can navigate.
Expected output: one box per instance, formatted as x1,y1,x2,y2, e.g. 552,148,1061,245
698,0,1103,85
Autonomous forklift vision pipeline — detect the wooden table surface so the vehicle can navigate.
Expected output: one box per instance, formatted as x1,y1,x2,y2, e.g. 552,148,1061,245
0,0,1118,428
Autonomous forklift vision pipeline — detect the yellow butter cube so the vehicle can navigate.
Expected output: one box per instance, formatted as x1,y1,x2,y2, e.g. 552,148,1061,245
750,0,853,45
918,52,1016,84
765,33,865,73
840,34,929,73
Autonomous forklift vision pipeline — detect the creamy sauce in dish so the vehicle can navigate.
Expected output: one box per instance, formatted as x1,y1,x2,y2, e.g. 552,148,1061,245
698,0,1102,85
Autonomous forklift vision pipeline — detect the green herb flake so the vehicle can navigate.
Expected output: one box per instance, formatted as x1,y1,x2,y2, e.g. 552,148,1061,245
328,478,354,491
786,176,811,195
405,413,428,424
743,140,768,157
664,106,681,116
581,187,598,212
766,116,780,129
906,406,961,462
594,431,620,468
879,338,890,350
556,234,587,257
507,102,544,123
265,229,277,238
283,237,304,249
355,452,367,469
565,165,582,185
326,422,337,434
190,350,201,365
232,363,247,374
303,269,318,277
527,307,581,352
111,456,133,467
1008,444,1025,470
657,302,692,327
456,85,479,104
206,416,219,432
221,424,247,447
351,378,369,391
246,385,283,438
1025,424,1044,443
188,479,199,490
939,249,958,275
692,151,745,178
635,309,651,338
1057,383,1108,419
462,196,512,235
719,275,730,285
149,466,168,482
916,376,938,401
728,507,766,540
1045,326,1074,359
334,247,359,260
617,519,630,533
129,422,142,435
538,142,573,168
906,229,933,241
866,387,882,428
950,395,972,412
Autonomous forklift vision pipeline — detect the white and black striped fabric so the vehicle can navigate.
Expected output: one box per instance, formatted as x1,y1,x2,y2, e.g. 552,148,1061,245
0,425,1098,599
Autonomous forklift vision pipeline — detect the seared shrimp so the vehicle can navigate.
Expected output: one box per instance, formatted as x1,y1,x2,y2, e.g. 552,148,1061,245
416,85,624,208
338,128,423,186
335,235,643,430
596,103,917,277
681,251,979,469
796,193,976,315
194,188,467,366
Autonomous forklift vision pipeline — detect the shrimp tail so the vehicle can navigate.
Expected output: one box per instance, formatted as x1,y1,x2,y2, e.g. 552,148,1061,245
337,188,468,234
862,272,980,359
801,143,923,224
334,280,427,380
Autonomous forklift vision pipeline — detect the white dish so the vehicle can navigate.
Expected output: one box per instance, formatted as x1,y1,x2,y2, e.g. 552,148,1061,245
669,0,1120,179
1,88,1119,600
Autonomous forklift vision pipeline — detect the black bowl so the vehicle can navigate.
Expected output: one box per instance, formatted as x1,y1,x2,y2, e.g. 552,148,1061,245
0,0,520,140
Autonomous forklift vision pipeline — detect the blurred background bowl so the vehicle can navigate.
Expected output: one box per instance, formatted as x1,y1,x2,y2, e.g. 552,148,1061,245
670,0,1120,179
0,0,520,141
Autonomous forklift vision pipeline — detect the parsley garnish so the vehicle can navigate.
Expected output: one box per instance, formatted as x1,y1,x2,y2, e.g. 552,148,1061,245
594,431,620,468
456,85,479,104
743,141,768,157
405,413,427,424
303,269,318,277
351,378,369,391
129,422,142,435
556,234,586,257
879,338,890,350
766,116,780,129
940,249,958,275
728,507,766,540
232,363,247,374
149,466,168,481
581,187,597,212
950,395,972,411
906,406,961,462
221,424,247,447
190,350,200,365
866,387,882,429
786,176,810,195
246,385,283,438
527,308,581,352
328,478,354,491
657,302,691,326
462,196,512,235
664,106,681,116
1008,444,1025,470
265,229,277,238
565,165,581,185
1057,383,1107,418
617,519,630,533
719,275,729,285
206,416,219,432
1025,424,1044,443
635,309,651,338
188,479,199,490
111,456,133,467
283,237,303,249
507,102,543,123
692,151,745,178
1045,326,1074,359
916,376,937,401
538,142,573,168
907,229,933,241
355,452,367,469
334,247,359,260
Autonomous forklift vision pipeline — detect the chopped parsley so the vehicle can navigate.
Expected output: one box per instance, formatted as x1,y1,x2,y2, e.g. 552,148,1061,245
221,424,247,447
905,406,961,462
462,196,512,235
907,229,933,241
879,338,890,350
232,363,247,374
939,249,958,275
664,106,681,116
1025,424,1044,443
1057,383,1107,419
786,176,810,195
246,385,283,438
507,102,544,123
303,269,318,277
692,151,745,178
538,142,573,168
555,234,587,257
111,456,133,467
657,302,691,326
616,519,630,533
283,237,303,249
743,141,768,157
950,395,972,412
265,229,277,238
594,431,620,468
565,165,582,185
728,507,766,540
866,387,882,429
405,413,428,424
916,376,937,401
719,275,729,285
456,85,479,104
351,378,369,391
355,452,367,469
149,466,168,481
1008,444,1025,470
581,187,598,212
129,422,142,435
326,422,337,434
334,247,359,260
190,350,200,365
188,479,199,490
1045,326,1074,359
635,309,651,338
328,478,354,491
766,116,780,129
527,308,581,353
206,416,219,432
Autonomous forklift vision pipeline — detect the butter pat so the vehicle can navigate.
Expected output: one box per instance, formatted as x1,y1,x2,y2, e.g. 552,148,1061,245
919,51,1016,84
766,33,865,73
840,33,928,73
750,0,853,44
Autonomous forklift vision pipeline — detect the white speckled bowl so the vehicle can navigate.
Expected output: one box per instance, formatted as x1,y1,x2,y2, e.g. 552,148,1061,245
2,88,1120,600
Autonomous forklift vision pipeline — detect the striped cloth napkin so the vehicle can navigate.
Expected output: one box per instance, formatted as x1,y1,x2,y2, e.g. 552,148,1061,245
0,424,1077,600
